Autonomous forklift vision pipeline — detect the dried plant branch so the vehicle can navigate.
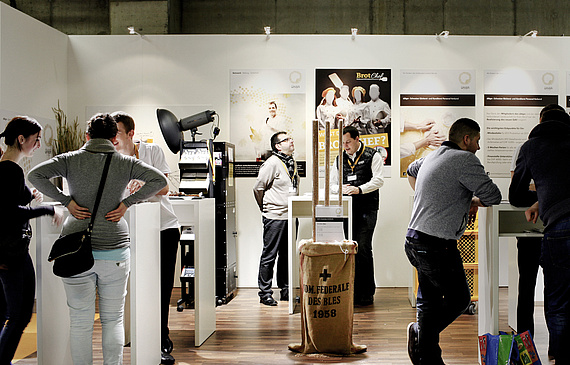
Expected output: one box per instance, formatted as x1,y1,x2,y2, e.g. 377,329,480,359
52,101,85,155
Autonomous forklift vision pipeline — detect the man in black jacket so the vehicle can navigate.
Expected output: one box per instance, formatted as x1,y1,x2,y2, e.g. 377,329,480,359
331,126,384,306
509,107,570,363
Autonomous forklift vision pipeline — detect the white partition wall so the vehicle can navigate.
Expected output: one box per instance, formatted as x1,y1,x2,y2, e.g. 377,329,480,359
64,33,570,289
2,0,570,289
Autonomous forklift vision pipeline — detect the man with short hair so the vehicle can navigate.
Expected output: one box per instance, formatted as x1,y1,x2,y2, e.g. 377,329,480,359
253,131,299,306
405,118,502,364
510,103,565,340
331,125,384,306
112,111,180,365
510,107,570,363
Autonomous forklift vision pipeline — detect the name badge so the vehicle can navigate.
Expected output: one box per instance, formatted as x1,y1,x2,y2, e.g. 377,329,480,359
347,174,357,182
289,187,297,194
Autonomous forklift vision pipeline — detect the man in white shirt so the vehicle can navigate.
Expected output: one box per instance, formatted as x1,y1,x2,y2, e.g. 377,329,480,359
112,112,180,365
331,126,384,306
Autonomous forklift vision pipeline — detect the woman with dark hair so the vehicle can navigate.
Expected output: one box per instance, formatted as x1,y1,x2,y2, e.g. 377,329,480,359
29,113,167,365
0,116,63,364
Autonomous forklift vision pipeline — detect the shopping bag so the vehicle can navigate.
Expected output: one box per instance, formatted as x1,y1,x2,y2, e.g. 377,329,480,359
478,333,515,365
479,331,541,365
513,330,541,365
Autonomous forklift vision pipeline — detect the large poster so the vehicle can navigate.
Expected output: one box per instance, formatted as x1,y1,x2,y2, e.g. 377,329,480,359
315,69,391,176
484,70,558,177
400,70,476,177
230,69,306,176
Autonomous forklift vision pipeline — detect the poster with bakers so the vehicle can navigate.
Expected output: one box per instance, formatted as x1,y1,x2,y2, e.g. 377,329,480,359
315,69,391,176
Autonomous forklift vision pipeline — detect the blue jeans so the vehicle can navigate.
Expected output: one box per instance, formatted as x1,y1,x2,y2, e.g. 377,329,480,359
405,233,471,365
0,254,35,365
541,215,570,363
62,257,130,365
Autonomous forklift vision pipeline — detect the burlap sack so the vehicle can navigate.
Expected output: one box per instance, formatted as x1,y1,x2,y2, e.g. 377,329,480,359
288,239,366,355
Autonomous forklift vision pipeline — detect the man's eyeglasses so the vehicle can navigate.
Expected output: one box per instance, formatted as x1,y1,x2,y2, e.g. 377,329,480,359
277,137,292,144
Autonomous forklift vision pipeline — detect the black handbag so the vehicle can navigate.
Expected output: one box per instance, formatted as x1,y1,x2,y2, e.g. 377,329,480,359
48,153,113,277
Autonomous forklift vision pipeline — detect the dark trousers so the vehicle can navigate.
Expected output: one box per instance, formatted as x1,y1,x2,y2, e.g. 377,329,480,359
405,235,471,365
344,209,377,300
0,254,35,365
541,216,570,363
160,228,180,341
258,217,288,299
516,236,542,337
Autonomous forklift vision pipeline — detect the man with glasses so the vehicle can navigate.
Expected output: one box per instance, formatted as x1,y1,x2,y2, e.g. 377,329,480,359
253,132,299,306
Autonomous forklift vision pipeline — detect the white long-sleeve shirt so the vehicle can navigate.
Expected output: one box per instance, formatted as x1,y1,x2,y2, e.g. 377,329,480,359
330,145,384,194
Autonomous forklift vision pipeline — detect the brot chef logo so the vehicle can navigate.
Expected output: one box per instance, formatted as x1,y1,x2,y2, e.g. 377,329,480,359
356,72,388,82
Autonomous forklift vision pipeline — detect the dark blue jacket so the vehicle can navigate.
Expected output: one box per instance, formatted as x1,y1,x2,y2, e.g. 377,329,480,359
509,120,570,228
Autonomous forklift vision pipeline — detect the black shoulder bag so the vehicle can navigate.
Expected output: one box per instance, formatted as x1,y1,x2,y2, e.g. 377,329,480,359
48,153,113,277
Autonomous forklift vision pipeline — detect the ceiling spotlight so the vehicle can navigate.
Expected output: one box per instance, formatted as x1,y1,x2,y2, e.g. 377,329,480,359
436,30,449,39
264,26,271,36
128,26,141,36
522,30,538,38
351,28,358,40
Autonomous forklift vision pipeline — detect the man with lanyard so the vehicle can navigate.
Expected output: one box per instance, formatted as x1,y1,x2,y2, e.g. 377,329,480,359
331,126,384,306
253,131,299,306
112,111,180,365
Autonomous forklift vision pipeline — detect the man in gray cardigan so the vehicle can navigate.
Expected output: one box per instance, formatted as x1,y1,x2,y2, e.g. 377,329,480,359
405,118,501,365
253,131,299,306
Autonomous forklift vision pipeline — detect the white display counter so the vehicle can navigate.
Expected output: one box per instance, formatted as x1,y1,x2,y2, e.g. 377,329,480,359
169,197,216,346
478,202,544,336
287,195,352,314
36,202,161,365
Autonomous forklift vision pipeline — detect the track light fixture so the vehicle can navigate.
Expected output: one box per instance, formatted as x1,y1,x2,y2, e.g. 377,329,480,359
351,28,358,40
127,26,142,36
522,30,538,38
436,30,449,40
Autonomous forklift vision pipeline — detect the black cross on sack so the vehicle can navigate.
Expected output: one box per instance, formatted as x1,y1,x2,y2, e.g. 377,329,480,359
320,268,332,282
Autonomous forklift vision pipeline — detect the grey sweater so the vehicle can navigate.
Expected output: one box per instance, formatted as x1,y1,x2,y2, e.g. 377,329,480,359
253,155,299,220
28,139,167,250
407,142,502,240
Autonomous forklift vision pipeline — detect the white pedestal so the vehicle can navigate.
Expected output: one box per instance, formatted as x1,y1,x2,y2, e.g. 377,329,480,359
36,202,162,365
287,195,352,314
170,197,216,346
478,202,544,336
126,202,161,364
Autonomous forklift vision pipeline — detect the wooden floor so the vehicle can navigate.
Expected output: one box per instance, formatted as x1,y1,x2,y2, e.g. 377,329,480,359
15,287,550,364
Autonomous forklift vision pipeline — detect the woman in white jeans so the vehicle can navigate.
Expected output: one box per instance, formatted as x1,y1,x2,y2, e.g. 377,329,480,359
29,113,167,364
